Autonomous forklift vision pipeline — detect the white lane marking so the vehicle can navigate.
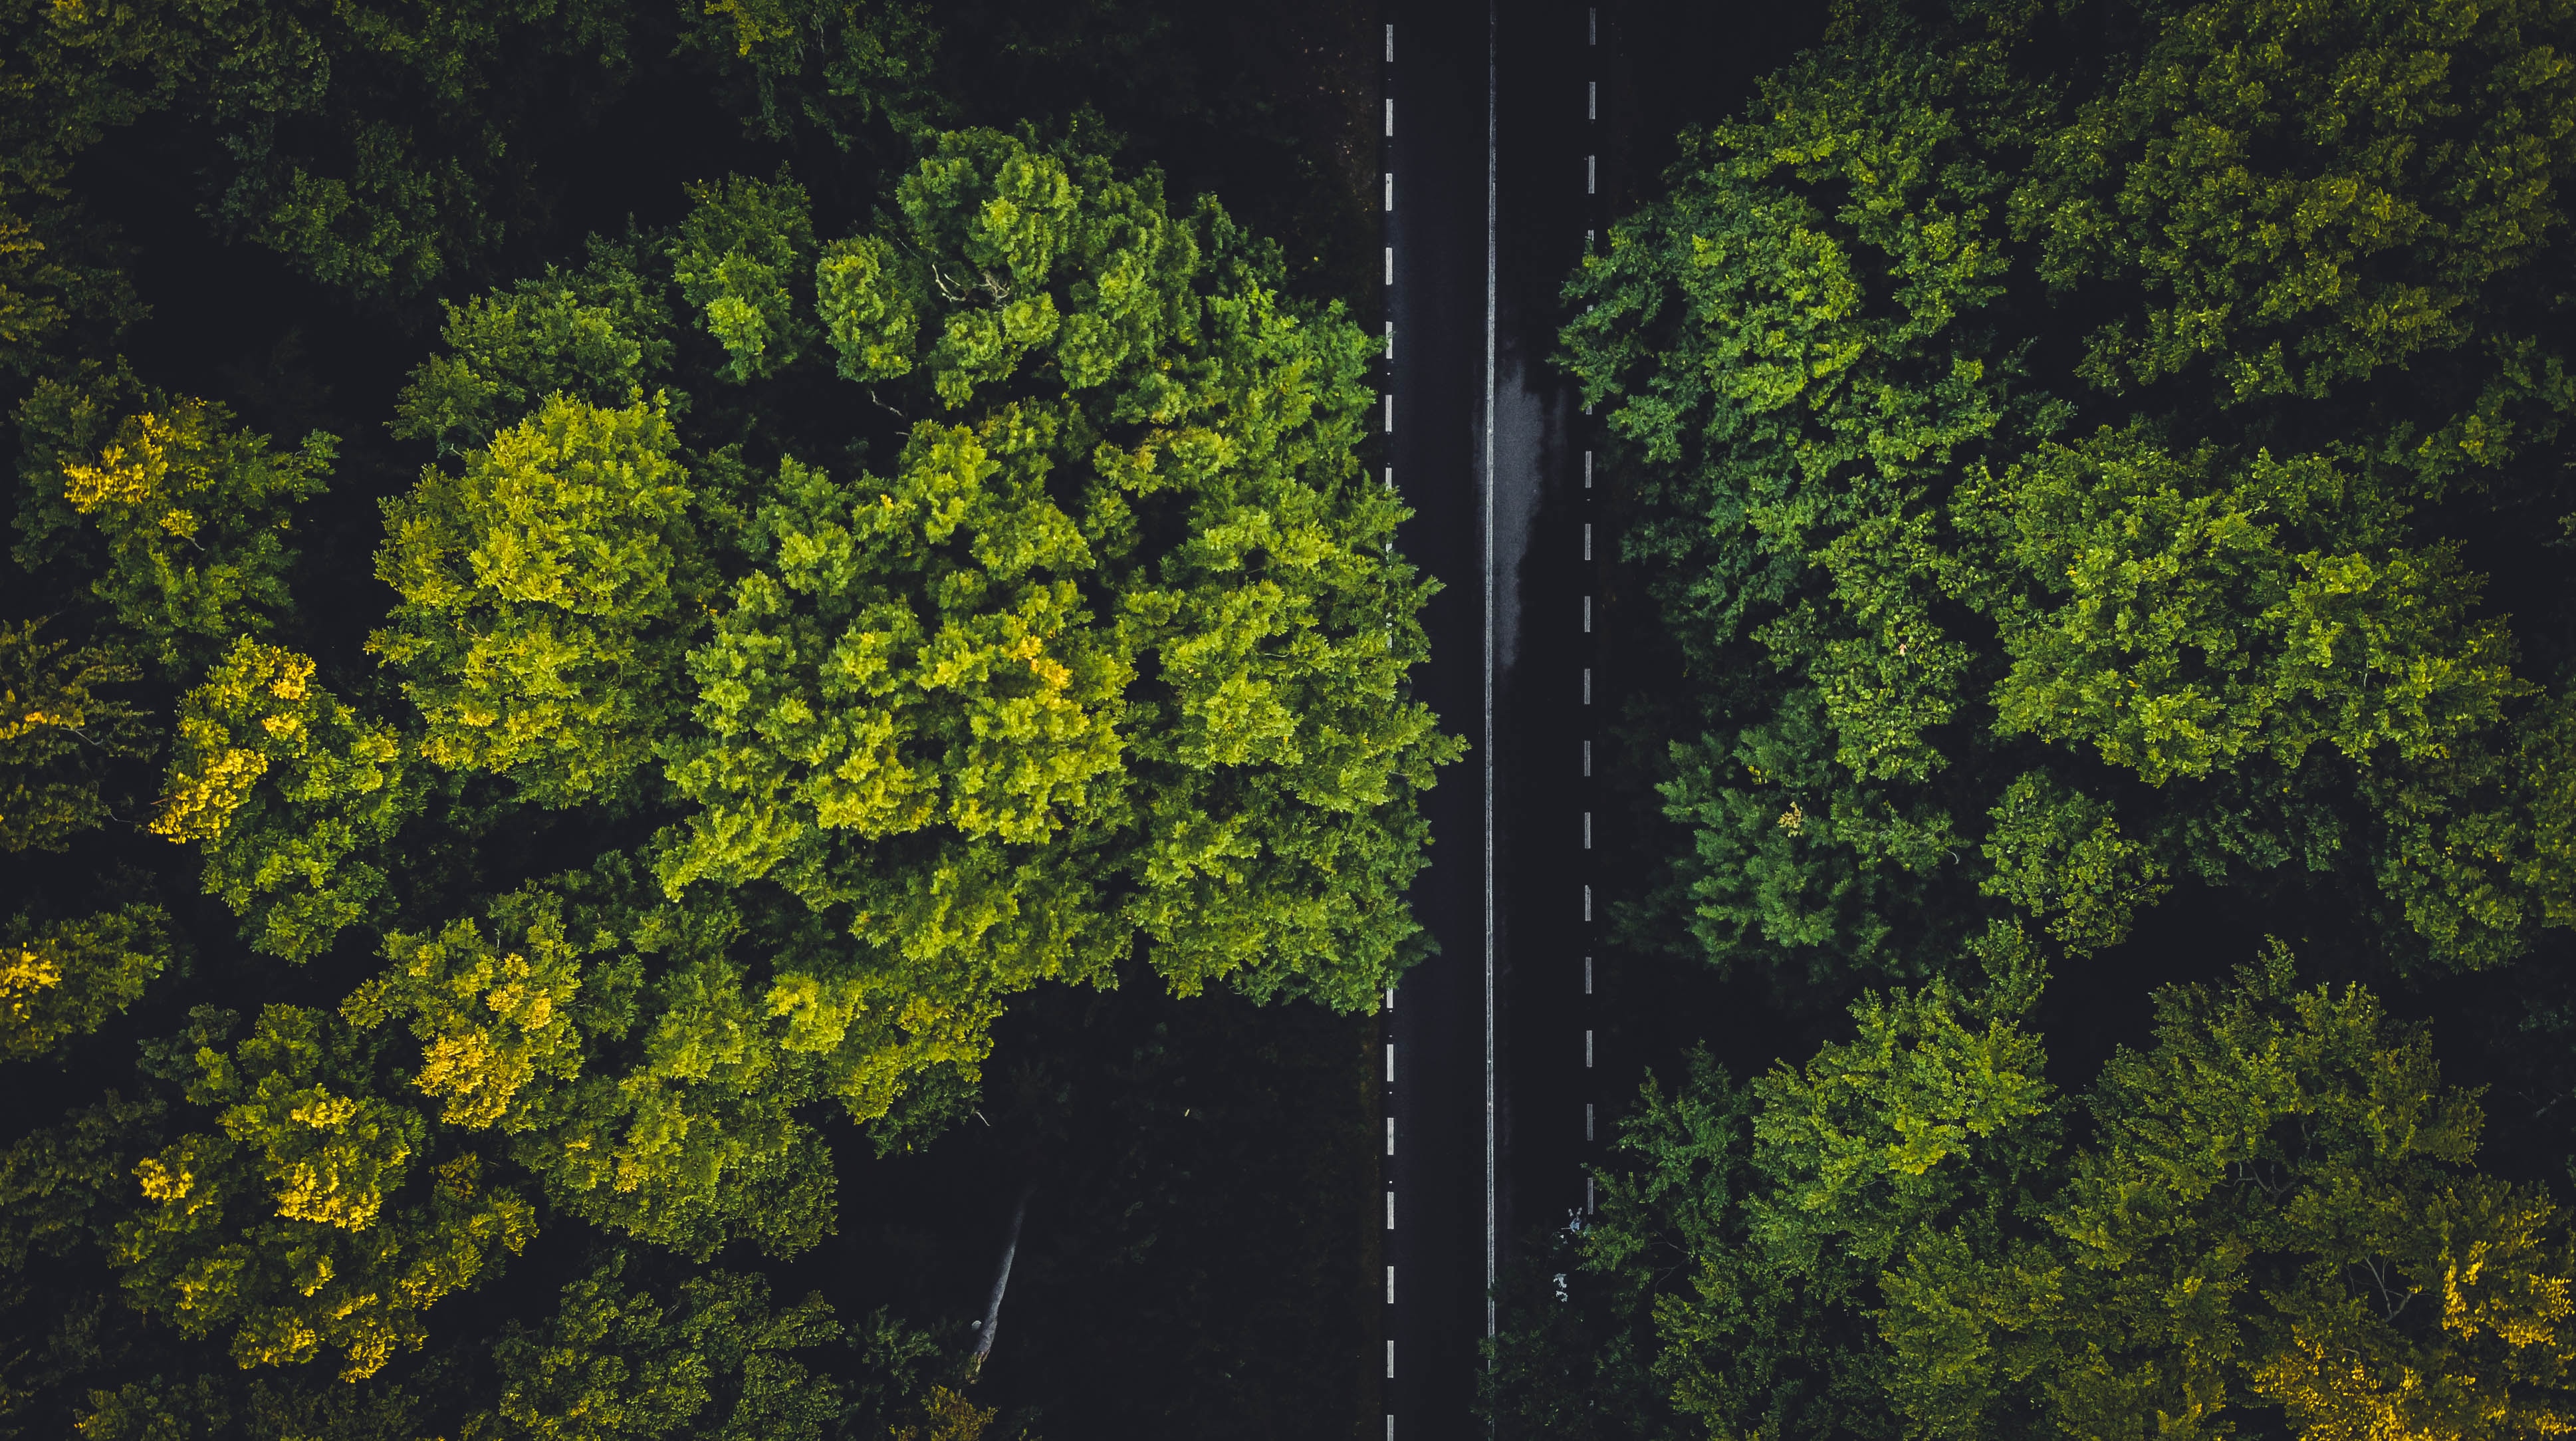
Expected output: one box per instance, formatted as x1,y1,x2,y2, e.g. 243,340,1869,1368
1385,172,1395,211
1587,155,1596,194
1387,1340,1395,1378
1583,884,1593,921
1587,227,1595,251
1483,0,1501,1352
1386,1191,1395,1229
1387,1265,1395,1303
1385,21,1394,61
1584,521,1593,559
1584,595,1592,633
1385,320,1395,360
1584,811,1592,849
1387,1418,1395,1441
1385,985,1395,1010
1385,1043,1395,1083
1583,668,1592,704
1385,97,1395,136
1587,1176,1596,1213
1589,80,1597,120
1385,394,1394,432
1588,7,1597,43
1582,740,1591,777
1584,954,1593,993
1586,1029,1594,1067
1384,465,1394,491
1384,246,1393,285
1587,1103,1595,1140
1583,450,1593,487
1386,1117,1395,1155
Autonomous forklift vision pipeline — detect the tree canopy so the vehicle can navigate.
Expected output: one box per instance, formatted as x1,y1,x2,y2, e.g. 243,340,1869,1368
0,4,1427,1419
1567,0,2576,995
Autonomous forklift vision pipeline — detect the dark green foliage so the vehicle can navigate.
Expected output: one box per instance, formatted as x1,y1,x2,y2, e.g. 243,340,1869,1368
1569,0,2576,990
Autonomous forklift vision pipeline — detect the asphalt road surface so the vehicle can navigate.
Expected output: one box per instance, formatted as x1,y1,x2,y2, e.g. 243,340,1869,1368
1383,3,1597,1435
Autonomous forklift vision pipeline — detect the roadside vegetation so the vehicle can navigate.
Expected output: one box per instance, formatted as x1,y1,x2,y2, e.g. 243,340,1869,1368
1,3,1413,1438
1498,0,2576,1434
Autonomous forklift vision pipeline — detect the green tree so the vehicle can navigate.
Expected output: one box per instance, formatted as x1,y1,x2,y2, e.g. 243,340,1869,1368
1567,0,2576,992
2,902,176,1061
1885,946,2576,1440
1508,944,2576,1440
352,126,1453,1207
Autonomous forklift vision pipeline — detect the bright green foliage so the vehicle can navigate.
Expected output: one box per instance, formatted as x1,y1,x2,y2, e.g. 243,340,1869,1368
352,870,832,1260
391,251,677,456
364,126,1449,1164
1651,939,2059,1441
372,395,699,809
15,374,332,678
671,174,818,384
155,640,415,962
1882,946,2576,1440
0,618,150,853
465,1254,842,1441
1569,0,2576,983
109,1005,534,1380
2,903,175,1061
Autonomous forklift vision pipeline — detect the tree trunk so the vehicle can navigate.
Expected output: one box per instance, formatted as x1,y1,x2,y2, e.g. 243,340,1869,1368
969,1181,1034,1374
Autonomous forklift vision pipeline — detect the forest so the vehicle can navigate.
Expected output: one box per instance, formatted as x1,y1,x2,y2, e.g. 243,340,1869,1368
5,0,2574,1438
1495,0,2576,1438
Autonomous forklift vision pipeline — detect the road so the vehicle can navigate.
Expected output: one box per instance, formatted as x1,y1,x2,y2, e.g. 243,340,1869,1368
1383,3,1597,1436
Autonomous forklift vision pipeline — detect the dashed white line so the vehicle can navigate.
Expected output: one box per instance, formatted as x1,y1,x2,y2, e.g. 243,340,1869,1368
1385,98,1395,136
1583,668,1591,704
1384,394,1394,433
1588,7,1597,43
1583,954,1593,994
1583,595,1592,633
1583,811,1592,849
1585,1030,1594,1067
1384,246,1393,285
1587,155,1596,194
1588,80,1597,120
1385,172,1395,211
1583,450,1593,487
1387,1265,1396,1304
1583,521,1593,559
1385,1191,1395,1230
1587,1102,1595,1140
1385,21,1394,61
1385,320,1394,360
1387,1340,1395,1378
1385,1043,1395,1083
1386,1117,1395,1156
1582,740,1591,777
1583,885,1593,922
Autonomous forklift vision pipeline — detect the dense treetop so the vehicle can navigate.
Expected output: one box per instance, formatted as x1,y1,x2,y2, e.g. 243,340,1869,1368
0,0,1425,1424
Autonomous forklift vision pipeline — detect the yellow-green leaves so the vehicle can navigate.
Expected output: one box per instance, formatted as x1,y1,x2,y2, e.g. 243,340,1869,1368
469,1255,846,1441
374,394,697,809
1978,773,2167,955
392,256,673,455
31,384,332,678
0,617,150,852
155,640,411,961
673,172,816,384
112,1006,533,1379
1883,949,2576,1439
1975,428,2531,787
349,890,599,1130
818,234,919,382
2,902,175,1061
